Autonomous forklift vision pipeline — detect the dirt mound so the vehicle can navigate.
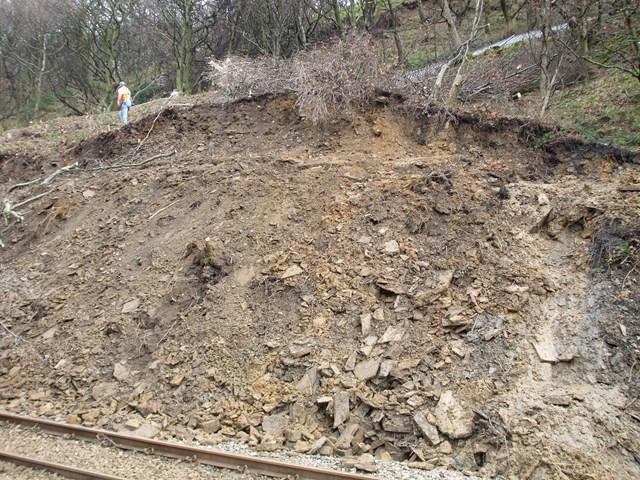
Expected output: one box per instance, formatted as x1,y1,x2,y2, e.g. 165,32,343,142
1,95,639,479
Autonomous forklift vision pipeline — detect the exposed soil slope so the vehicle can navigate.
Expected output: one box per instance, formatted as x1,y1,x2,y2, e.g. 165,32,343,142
1,95,639,479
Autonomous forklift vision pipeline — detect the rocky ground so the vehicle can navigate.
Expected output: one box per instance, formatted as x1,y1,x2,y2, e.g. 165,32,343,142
1,93,639,479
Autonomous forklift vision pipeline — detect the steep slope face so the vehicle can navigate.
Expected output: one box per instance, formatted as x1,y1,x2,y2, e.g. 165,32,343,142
1,95,639,479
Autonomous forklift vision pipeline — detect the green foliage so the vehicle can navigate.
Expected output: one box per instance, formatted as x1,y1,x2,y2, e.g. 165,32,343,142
532,130,559,150
604,239,639,269
592,220,640,274
550,71,640,148
202,241,217,266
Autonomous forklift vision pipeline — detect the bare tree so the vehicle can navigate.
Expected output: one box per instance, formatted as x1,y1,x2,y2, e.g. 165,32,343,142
50,0,137,113
0,0,63,119
441,0,463,49
381,0,405,66
448,0,485,103
431,0,484,97
499,0,529,34
153,0,220,93
584,0,640,82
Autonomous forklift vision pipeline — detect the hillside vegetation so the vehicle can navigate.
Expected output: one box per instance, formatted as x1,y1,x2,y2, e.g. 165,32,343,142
1,1,639,151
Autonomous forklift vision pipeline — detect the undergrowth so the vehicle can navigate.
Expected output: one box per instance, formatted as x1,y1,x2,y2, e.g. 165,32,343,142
548,71,640,148
591,218,640,276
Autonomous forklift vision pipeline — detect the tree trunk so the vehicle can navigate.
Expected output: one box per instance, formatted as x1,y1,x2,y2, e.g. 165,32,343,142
500,0,514,34
448,0,484,104
330,0,344,39
385,0,405,66
578,0,589,57
33,34,48,117
538,0,551,117
418,1,427,24
363,0,376,31
441,0,462,49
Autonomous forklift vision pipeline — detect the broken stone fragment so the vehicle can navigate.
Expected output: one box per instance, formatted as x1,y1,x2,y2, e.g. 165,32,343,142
333,391,350,428
285,428,302,442
533,337,558,364
437,440,453,454
344,353,357,371
546,395,572,407
414,270,454,307
433,390,474,439
113,363,130,382
289,344,312,358
296,367,318,396
378,360,396,378
135,423,159,439
121,298,140,314
382,414,413,433
41,327,57,340
384,240,400,253
396,358,421,370
200,418,221,433
307,436,328,454
413,411,441,445
91,382,117,401
557,345,578,362
380,325,405,343
336,423,359,449
124,418,140,430
262,414,289,436
354,358,381,381
441,313,469,328
170,373,185,386
342,453,379,472
360,313,372,334
407,395,426,408
281,265,303,279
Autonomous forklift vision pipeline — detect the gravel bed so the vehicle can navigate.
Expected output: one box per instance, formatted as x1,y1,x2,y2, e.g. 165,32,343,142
0,423,480,480
0,424,267,479
211,441,481,480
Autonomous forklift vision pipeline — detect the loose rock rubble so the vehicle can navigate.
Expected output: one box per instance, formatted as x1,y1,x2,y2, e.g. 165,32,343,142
1,94,639,479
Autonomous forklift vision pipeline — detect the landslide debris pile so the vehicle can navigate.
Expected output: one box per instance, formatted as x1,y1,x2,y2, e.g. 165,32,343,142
1,95,639,479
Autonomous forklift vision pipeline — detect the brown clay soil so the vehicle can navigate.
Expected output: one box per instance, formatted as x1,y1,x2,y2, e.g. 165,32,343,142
1,94,639,479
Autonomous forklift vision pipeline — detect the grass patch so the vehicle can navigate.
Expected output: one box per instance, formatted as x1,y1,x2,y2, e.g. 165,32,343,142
548,71,640,149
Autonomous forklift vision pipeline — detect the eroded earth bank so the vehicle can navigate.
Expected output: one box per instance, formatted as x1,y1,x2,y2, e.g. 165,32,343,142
1,95,639,479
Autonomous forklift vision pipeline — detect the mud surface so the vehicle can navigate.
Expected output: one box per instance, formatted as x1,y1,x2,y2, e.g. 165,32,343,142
1,95,639,479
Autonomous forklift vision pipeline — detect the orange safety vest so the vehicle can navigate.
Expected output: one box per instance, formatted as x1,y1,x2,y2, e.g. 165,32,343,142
117,86,131,106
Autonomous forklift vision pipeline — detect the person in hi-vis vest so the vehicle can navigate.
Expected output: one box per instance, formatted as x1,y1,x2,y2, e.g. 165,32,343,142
116,81,132,125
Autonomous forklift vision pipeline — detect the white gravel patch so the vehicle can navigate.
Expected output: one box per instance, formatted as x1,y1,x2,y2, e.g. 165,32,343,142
210,441,480,480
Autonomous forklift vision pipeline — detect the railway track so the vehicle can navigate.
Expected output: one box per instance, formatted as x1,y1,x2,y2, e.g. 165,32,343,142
0,411,381,480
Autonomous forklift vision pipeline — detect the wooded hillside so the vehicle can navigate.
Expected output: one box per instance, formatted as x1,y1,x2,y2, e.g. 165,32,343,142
1,0,638,130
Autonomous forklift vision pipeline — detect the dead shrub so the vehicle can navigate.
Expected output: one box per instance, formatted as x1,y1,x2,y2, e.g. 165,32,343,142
290,33,393,123
591,218,639,275
207,33,395,123
208,55,292,99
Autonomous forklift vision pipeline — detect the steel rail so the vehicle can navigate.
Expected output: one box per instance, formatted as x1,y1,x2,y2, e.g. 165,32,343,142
0,411,381,480
0,449,126,480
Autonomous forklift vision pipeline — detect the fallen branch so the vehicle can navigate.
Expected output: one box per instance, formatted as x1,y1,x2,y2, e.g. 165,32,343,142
3,192,51,225
43,162,79,184
149,199,180,219
8,179,40,193
95,149,176,172
0,320,21,341
8,162,79,192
